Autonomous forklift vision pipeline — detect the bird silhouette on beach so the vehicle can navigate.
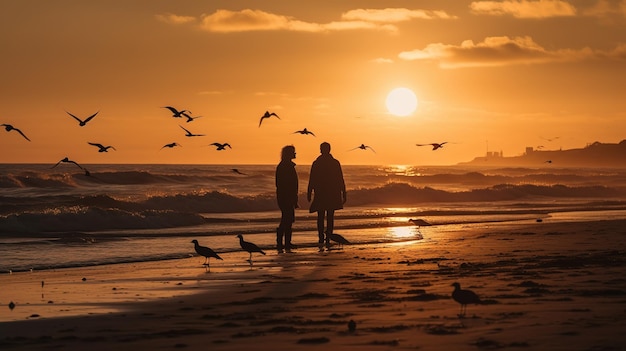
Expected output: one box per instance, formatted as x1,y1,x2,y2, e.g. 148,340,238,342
163,106,192,118
66,111,98,127
180,125,205,137
88,142,116,152
51,157,85,171
416,142,447,150
1,124,31,141
328,233,350,250
209,142,231,150
451,282,481,317
350,144,376,153
160,142,181,150
545,160,553,164
237,234,265,265
409,218,432,234
258,111,280,127
191,239,222,270
293,128,315,136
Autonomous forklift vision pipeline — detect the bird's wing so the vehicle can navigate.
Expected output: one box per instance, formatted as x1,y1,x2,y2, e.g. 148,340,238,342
66,111,83,123
51,160,63,168
163,106,178,114
69,160,84,169
225,143,231,148
179,125,192,134
83,111,99,123
367,146,376,153
270,113,280,118
88,142,104,148
14,128,31,141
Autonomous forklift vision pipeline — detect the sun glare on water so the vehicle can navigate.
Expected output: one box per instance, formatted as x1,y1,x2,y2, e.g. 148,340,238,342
386,87,418,117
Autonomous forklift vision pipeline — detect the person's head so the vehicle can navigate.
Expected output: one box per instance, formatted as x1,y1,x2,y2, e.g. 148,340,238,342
281,145,296,160
320,142,331,155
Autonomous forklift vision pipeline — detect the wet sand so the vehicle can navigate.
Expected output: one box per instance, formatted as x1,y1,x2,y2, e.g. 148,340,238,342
1,218,626,350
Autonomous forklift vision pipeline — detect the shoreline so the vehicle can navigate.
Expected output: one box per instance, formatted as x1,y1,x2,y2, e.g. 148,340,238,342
2,218,626,350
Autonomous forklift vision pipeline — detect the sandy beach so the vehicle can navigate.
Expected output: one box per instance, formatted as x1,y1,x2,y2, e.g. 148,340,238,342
2,218,626,351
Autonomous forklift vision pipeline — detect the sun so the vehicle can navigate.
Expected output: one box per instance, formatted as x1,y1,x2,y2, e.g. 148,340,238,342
385,87,418,117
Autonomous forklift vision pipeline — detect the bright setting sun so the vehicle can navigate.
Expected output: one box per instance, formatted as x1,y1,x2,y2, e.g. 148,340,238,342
385,87,418,117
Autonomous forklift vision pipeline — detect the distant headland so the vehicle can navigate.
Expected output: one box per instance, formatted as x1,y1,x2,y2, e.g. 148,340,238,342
460,140,626,168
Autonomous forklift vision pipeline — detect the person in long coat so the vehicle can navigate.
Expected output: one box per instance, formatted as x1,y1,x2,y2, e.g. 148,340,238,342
275,145,299,253
307,142,346,250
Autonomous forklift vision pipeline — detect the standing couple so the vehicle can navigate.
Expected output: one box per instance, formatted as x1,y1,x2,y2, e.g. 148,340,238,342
275,142,347,253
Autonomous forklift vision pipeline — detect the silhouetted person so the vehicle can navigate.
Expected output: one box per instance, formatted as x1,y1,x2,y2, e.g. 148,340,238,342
275,145,298,253
307,142,346,251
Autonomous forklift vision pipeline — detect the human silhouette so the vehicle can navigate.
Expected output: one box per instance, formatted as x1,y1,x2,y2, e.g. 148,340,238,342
275,145,298,253
307,142,346,251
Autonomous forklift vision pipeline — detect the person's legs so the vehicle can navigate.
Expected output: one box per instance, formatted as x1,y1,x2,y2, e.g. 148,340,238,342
284,207,295,252
325,210,335,247
316,210,325,250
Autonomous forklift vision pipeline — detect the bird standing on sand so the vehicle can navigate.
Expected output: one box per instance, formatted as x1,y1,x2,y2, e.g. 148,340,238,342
210,142,232,150
160,142,181,150
293,128,315,136
258,111,280,127
350,144,376,153
88,142,116,152
2,124,31,141
237,234,266,265
163,106,192,118
180,125,205,137
51,157,85,171
66,111,98,126
416,142,447,150
191,239,223,269
328,233,350,249
451,282,481,317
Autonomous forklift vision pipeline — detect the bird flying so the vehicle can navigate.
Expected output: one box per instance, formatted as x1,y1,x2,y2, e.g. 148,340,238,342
350,144,376,153
258,111,280,127
231,168,246,175
416,142,447,150
160,142,181,150
163,106,192,118
185,115,203,123
293,128,315,136
66,111,98,127
180,125,205,137
51,157,85,171
210,142,232,150
1,124,30,141
88,142,116,152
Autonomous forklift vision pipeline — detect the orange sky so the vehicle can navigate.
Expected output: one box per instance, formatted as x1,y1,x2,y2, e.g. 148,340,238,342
1,1,625,166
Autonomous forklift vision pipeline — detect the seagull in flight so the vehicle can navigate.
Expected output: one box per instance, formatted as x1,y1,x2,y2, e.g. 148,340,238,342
231,168,246,175
541,136,560,142
350,144,376,153
66,111,98,127
185,114,203,123
163,106,192,118
258,111,280,127
209,142,231,150
416,142,447,150
51,157,85,170
1,124,30,141
160,142,181,150
293,128,315,136
180,125,205,137
88,142,116,152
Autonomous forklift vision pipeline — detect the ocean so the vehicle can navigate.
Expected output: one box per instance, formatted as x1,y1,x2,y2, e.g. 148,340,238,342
1,163,626,273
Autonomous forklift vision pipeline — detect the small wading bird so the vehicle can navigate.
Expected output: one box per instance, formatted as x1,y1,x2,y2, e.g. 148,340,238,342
416,142,447,150
350,144,376,153
409,218,432,233
237,234,266,265
191,239,222,270
258,111,280,127
51,157,85,171
180,125,205,137
88,142,116,152
328,233,350,250
293,128,315,136
160,142,181,150
451,282,481,317
163,106,192,118
209,142,231,150
66,111,98,127
1,124,31,141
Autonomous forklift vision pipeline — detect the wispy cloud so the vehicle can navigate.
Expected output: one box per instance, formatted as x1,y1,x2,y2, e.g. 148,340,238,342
371,58,394,64
159,8,455,34
469,0,576,18
155,13,196,25
398,36,626,68
582,0,626,18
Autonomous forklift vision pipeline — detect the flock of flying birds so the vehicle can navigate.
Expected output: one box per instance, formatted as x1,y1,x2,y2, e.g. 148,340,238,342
2,106,449,174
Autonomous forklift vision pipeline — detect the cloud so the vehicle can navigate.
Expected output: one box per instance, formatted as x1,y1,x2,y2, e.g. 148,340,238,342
371,58,394,64
155,13,196,24
469,0,576,18
582,0,626,18
397,36,615,68
341,8,457,22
